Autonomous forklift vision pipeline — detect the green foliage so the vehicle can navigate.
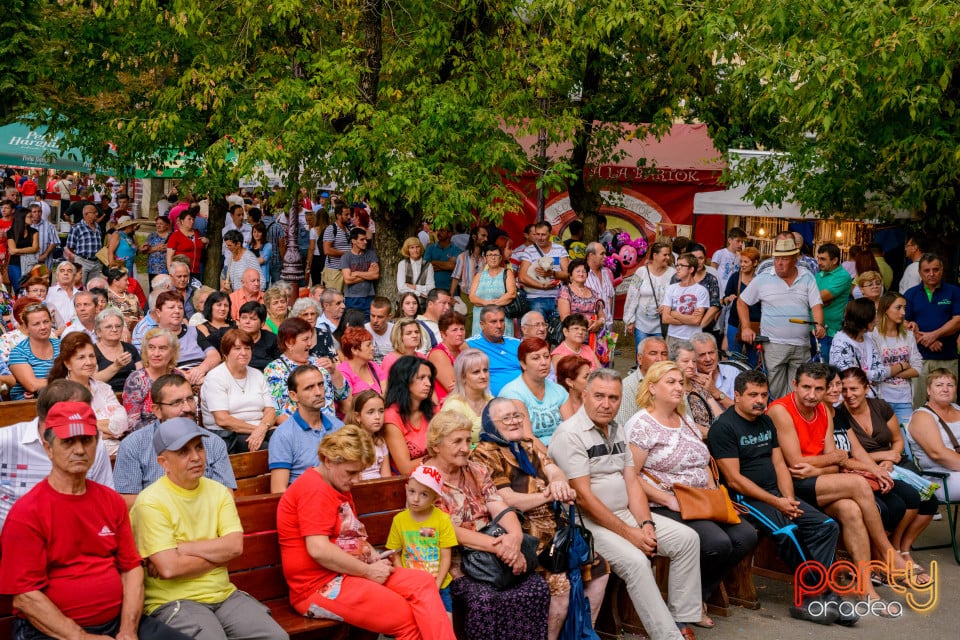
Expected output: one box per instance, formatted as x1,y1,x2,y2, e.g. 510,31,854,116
0,0,43,123
702,0,960,228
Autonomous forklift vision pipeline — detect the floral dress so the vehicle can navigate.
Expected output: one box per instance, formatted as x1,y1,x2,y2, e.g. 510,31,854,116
123,367,186,432
145,231,169,276
264,354,350,419
559,284,608,364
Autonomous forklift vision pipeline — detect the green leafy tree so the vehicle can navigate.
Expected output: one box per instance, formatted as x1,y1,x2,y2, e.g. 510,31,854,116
702,0,960,230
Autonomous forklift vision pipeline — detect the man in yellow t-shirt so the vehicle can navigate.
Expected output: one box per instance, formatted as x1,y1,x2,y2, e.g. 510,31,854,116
131,417,288,640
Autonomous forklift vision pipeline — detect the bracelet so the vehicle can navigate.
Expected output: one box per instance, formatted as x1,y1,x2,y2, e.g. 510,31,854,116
639,520,656,530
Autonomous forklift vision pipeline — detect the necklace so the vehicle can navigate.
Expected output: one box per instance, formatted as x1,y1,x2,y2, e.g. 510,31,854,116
231,370,248,392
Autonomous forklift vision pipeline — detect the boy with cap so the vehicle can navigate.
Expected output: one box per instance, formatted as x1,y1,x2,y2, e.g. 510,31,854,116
386,465,457,616
0,403,190,640
130,417,288,640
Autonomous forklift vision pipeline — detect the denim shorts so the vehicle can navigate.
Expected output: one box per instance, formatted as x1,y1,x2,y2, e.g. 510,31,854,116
439,586,453,613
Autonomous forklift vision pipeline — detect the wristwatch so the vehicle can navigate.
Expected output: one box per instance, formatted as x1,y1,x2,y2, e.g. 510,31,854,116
639,520,656,530
713,391,725,402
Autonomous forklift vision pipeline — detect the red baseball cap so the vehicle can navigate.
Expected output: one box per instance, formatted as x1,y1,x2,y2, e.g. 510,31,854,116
44,402,98,439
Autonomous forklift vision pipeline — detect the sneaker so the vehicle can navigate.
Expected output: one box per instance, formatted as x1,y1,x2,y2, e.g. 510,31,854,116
789,598,838,625
825,592,859,627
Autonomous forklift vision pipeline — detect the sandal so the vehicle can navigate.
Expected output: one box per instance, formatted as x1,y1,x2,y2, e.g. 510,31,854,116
897,551,933,587
693,604,714,629
899,550,927,574
865,597,900,618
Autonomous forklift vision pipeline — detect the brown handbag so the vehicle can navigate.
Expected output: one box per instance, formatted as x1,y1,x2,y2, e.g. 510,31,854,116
642,446,745,524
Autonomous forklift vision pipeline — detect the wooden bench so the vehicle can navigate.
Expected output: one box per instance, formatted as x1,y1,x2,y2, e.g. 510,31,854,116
0,399,38,427
231,450,271,496
229,475,407,639
0,595,12,639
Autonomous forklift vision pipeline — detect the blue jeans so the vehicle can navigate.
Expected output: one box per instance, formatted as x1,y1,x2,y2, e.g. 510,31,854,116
634,328,663,354
527,296,558,323
889,402,914,428
726,324,758,367
345,295,373,322
818,336,833,363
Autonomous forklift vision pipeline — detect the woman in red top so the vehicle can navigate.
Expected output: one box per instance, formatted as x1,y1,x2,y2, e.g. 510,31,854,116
384,355,437,474
276,425,454,640
429,310,466,404
165,209,206,277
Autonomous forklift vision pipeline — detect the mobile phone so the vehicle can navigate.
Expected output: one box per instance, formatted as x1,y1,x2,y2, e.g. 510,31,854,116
378,549,399,559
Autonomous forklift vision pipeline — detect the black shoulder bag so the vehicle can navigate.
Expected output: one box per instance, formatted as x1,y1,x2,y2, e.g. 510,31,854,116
461,506,540,590
537,501,595,574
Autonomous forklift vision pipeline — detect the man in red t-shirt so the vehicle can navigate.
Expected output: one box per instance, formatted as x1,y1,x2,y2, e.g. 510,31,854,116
768,362,916,599
0,402,190,640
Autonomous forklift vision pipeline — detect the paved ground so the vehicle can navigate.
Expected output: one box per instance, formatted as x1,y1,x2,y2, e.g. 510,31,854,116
679,521,959,640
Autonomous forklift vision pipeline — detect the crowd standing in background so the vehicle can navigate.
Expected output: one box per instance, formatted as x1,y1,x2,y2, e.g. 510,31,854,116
0,174,957,639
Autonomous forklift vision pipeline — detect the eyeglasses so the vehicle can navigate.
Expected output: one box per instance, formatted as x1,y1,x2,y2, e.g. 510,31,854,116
495,413,524,424
485,253,502,258
524,322,547,328
156,396,197,409
676,263,693,269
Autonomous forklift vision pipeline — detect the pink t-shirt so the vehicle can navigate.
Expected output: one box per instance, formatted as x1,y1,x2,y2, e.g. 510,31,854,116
336,360,385,396
551,341,598,371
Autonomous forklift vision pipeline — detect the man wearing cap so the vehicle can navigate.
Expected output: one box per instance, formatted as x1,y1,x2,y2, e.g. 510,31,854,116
0,380,113,531
0,401,189,640
115,373,237,508
737,232,825,399
131,417,288,640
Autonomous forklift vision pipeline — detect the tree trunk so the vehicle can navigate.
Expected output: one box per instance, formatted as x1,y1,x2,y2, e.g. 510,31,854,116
202,197,227,289
567,47,603,241
372,209,416,302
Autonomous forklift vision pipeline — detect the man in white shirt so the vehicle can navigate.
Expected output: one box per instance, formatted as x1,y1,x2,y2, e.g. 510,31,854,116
0,380,114,530
365,296,394,365
416,288,454,349
585,242,616,335
45,260,80,327
61,291,98,342
690,332,738,409
738,234,825,399
222,204,251,256
616,336,668,426
710,227,746,293
518,221,569,324
899,235,924,294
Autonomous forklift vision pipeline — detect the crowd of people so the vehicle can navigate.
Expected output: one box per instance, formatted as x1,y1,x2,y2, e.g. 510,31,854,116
0,176,956,640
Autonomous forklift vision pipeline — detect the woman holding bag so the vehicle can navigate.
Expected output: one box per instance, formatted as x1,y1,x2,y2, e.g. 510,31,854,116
424,410,550,640
470,397,609,640
626,361,757,628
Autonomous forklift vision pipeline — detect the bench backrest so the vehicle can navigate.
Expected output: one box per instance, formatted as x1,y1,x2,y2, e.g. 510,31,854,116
229,475,408,603
0,400,38,428
230,450,271,496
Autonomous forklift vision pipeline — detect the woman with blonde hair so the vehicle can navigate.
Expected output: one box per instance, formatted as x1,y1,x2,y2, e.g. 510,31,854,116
396,237,435,303
871,291,922,425
854,270,884,306
262,284,289,333
423,410,550,639
627,360,756,628
123,327,182,431
277,424,455,640
380,317,428,380
442,348,493,442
